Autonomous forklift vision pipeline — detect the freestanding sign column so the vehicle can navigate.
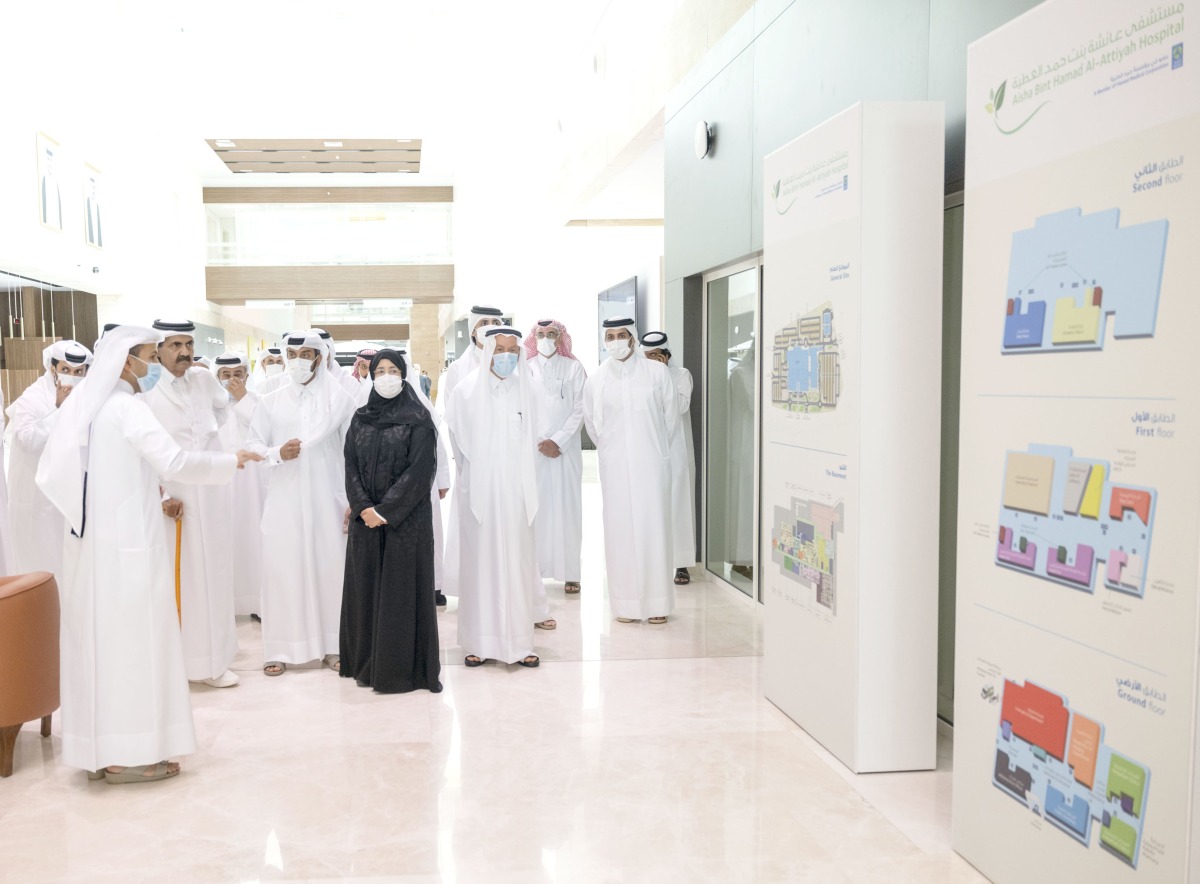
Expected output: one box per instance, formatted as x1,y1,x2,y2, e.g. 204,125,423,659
761,101,944,773
953,1,1199,881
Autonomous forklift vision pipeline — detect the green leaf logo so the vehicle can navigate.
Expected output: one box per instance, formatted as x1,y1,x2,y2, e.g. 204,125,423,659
772,180,781,199
986,78,1048,135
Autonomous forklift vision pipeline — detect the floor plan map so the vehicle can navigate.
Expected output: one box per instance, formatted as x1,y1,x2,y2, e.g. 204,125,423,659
770,303,841,413
1001,207,1168,354
769,495,843,614
994,679,1150,869
996,444,1156,598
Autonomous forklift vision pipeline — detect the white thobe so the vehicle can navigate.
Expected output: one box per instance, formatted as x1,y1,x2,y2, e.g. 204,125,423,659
583,356,679,619
529,353,586,584
668,364,697,568
6,376,62,578
439,346,483,596
446,372,540,662
57,387,236,770
144,369,237,681
246,374,356,664
217,391,266,616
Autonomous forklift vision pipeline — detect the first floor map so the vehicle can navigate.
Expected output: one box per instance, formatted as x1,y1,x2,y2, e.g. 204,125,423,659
769,495,843,614
994,678,1150,869
996,444,1156,598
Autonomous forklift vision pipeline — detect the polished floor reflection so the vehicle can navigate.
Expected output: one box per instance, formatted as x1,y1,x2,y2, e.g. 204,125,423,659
0,455,983,883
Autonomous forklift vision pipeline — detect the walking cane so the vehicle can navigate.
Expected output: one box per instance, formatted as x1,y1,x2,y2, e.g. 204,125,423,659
175,518,182,625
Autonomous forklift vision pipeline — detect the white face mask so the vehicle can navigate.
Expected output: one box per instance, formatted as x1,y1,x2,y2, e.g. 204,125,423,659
57,373,84,388
537,338,558,357
264,363,284,378
287,359,315,385
373,375,404,399
605,338,632,358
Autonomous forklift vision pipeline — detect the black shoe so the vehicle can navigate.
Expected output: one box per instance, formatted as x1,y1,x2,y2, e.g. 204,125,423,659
435,592,447,607
250,613,262,623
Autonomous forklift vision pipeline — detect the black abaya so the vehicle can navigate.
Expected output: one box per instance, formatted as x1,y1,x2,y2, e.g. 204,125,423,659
340,356,441,693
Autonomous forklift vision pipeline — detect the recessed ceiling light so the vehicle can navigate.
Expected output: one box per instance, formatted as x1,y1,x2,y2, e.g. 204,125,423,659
215,139,236,147
323,141,343,147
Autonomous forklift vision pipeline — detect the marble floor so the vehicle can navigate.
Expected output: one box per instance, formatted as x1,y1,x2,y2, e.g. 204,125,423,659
0,456,987,883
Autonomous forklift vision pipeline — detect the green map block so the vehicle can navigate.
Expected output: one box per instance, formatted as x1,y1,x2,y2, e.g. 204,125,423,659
1107,754,1146,818
1101,817,1137,863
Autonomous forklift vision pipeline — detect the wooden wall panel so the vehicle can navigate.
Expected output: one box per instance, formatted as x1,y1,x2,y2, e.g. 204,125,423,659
203,187,452,204
317,324,410,341
205,265,454,303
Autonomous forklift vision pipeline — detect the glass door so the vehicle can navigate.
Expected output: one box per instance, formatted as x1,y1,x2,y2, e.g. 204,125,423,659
704,263,760,597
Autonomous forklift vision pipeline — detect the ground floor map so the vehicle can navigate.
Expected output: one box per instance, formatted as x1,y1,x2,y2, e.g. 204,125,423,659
996,444,1156,597
994,679,1150,868
769,495,843,614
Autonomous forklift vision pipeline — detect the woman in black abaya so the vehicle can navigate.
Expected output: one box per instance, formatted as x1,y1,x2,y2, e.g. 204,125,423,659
340,349,442,693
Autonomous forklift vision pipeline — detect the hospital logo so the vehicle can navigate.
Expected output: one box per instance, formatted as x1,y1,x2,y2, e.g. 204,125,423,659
1172,43,1183,70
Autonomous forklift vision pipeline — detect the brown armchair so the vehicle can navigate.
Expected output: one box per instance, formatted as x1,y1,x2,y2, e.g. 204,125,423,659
0,571,60,778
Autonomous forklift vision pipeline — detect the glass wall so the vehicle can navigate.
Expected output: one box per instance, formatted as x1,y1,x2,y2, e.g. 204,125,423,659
205,202,453,266
704,265,759,597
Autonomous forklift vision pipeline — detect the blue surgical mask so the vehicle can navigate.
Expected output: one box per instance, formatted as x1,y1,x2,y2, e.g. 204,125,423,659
492,352,518,378
130,354,163,393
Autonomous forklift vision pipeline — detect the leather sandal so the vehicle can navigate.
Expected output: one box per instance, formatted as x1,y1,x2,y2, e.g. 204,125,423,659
464,655,485,667
535,619,557,630
104,761,180,784
264,661,285,676
564,582,581,594
517,655,540,668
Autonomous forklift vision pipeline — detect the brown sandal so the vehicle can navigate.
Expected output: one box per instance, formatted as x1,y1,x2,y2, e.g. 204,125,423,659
565,582,581,594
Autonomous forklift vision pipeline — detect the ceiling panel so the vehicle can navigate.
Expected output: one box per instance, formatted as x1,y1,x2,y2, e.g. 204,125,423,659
225,162,421,174
206,139,422,174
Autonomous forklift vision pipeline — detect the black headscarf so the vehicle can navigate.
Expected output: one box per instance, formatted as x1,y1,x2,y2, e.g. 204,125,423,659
354,349,435,430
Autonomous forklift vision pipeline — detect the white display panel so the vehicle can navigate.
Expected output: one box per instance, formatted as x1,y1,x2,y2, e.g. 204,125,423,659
761,102,944,773
953,2,1200,881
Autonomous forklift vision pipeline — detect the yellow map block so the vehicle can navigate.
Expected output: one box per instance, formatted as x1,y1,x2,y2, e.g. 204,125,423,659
1079,464,1106,519
1052,295,1101,344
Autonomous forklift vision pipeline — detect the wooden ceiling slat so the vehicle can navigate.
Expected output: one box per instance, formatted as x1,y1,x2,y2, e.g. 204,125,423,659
203,186,453,204
217,149,421,163
225,162,421,174
207,139,422,151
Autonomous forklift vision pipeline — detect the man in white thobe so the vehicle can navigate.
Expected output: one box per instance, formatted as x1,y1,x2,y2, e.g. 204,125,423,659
524,319,587,597
402,357,453,607
7,340,92,581
642,331,697,585
438,305,505,410
213,352,266,619
36,325,259,782
582,317,680,624
445,326,545,667
246,330,358,676
440,305,504,599
247,346,285,393
143,319,239,689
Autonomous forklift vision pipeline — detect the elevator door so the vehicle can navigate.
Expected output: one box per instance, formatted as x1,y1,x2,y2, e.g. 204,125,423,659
704,264,759,597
